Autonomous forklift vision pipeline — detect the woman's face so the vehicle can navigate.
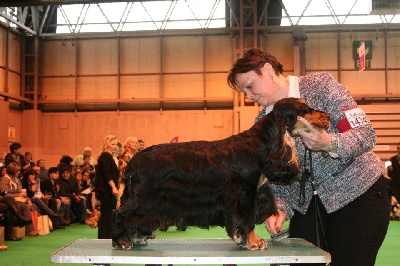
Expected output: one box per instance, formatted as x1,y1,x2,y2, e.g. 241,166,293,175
106,139,118,154
82,172,90,181
235,65,284,107
127,140,138,152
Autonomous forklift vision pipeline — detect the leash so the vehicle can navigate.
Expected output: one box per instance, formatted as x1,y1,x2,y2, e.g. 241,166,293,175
298,148,329,251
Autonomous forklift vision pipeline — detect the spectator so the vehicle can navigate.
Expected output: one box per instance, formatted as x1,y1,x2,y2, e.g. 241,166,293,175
21,168,65,229
21,151,35,174
74,147,96,168
37,159,49,181
138,139,145,152
58,167,87,224
0,195,22,241
388,142,400,202
41,167,72,226
57,155,73,173
4,142,24,167
0,163,38,236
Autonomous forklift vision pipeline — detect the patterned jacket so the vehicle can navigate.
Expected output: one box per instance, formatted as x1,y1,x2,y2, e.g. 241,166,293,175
256,72,383,218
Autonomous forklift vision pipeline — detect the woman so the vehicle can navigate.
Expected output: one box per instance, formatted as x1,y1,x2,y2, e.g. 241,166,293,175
0,163,38,236
21,168,64,229
94,135,119,239
227,48,390,266
116,136,139,209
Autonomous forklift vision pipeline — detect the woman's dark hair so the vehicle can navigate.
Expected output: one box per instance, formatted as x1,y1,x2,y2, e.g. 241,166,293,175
59,155,73,164
227,48,284,90
48,167,59,176
9,142,22,153
23,168,38,180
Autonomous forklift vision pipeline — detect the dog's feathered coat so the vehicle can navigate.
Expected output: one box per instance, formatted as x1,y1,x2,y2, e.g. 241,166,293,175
112,98,329,250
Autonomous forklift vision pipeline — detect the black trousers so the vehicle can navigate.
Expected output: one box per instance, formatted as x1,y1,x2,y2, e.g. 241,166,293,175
97,192,116,239
289,176,390,266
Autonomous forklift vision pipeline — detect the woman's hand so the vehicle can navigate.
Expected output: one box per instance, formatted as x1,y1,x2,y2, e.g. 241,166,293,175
264,210,286,235
296,116,331,152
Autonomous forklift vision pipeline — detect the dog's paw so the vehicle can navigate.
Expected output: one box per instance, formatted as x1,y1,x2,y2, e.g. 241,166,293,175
247,237,267,250
112,238,133,250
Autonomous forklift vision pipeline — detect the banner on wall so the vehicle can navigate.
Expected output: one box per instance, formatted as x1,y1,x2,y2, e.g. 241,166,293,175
353,40,372,70
8,126,15,142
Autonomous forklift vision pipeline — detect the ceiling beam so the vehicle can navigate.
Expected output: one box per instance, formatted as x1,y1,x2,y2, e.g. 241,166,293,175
0,0,169,7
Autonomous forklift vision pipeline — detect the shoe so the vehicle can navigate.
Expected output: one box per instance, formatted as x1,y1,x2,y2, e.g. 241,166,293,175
26,231,39,236
55,225,66,229
64,220,71,226
5,235,22,241
49,213,61,218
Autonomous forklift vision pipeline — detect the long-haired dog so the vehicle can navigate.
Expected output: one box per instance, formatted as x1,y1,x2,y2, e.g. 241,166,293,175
112,98,329,250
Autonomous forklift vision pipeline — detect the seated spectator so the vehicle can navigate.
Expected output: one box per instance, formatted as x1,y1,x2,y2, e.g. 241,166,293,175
80,169,93,211
0,194,23,241
37,159,49,181
0,163,38,236
21,169,65,229
58,167,87,224
74,147,96,168
57,155,73,173
21,151,35,176
41,167,72,226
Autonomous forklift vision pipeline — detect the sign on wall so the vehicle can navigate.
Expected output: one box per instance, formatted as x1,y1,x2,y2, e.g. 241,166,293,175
8,126,15,142
353,40,372,70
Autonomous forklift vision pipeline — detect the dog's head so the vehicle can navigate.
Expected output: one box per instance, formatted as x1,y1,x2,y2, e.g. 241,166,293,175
273,98,330,135
262,98,330,185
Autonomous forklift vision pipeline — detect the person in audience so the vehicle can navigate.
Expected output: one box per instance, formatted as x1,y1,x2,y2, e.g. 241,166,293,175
79,169,93,211
94,135,119,239
21,151,35,174
57,155,74,173
0,195,22,241
4,142,24,167
0,163,38,236
117,136,139,208
58,167,87,224
41,167,72,226
1,166,6,177
21,168,65,229
138,139,146,152
37,159,49,181
74,147,96,168
81,156,96,182
388,142,400,203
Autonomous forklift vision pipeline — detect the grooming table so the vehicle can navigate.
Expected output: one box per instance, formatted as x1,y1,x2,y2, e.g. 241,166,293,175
51,238,330,265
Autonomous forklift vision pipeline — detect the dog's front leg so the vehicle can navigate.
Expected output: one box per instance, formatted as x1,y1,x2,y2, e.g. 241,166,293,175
247,230,267,250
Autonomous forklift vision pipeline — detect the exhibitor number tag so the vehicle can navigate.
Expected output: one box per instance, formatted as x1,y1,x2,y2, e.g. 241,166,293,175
343,107,370,128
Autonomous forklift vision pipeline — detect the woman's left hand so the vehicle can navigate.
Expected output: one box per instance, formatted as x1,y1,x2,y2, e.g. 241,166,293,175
296,116,331,152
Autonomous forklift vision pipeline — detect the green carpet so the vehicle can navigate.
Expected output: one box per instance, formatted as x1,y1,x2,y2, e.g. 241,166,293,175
1,221,399,265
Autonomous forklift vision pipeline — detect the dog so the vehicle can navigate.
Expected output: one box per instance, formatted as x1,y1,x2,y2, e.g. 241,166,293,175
85,209,101,228
112,98,330,250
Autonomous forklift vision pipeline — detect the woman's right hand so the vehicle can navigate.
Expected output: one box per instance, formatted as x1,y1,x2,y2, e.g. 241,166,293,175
264,209,286,235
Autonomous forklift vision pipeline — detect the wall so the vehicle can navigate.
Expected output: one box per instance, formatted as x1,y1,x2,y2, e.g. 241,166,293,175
1,26,400,166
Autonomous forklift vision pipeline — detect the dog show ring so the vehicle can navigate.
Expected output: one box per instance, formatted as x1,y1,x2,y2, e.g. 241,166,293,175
51,238,331,265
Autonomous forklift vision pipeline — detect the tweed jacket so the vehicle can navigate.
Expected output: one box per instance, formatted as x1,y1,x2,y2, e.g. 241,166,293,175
256,72,383,218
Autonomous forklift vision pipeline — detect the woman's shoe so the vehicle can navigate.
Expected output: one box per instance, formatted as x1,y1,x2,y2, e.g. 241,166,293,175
26,231,39,236
5,234,22,241
49,213,61,218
